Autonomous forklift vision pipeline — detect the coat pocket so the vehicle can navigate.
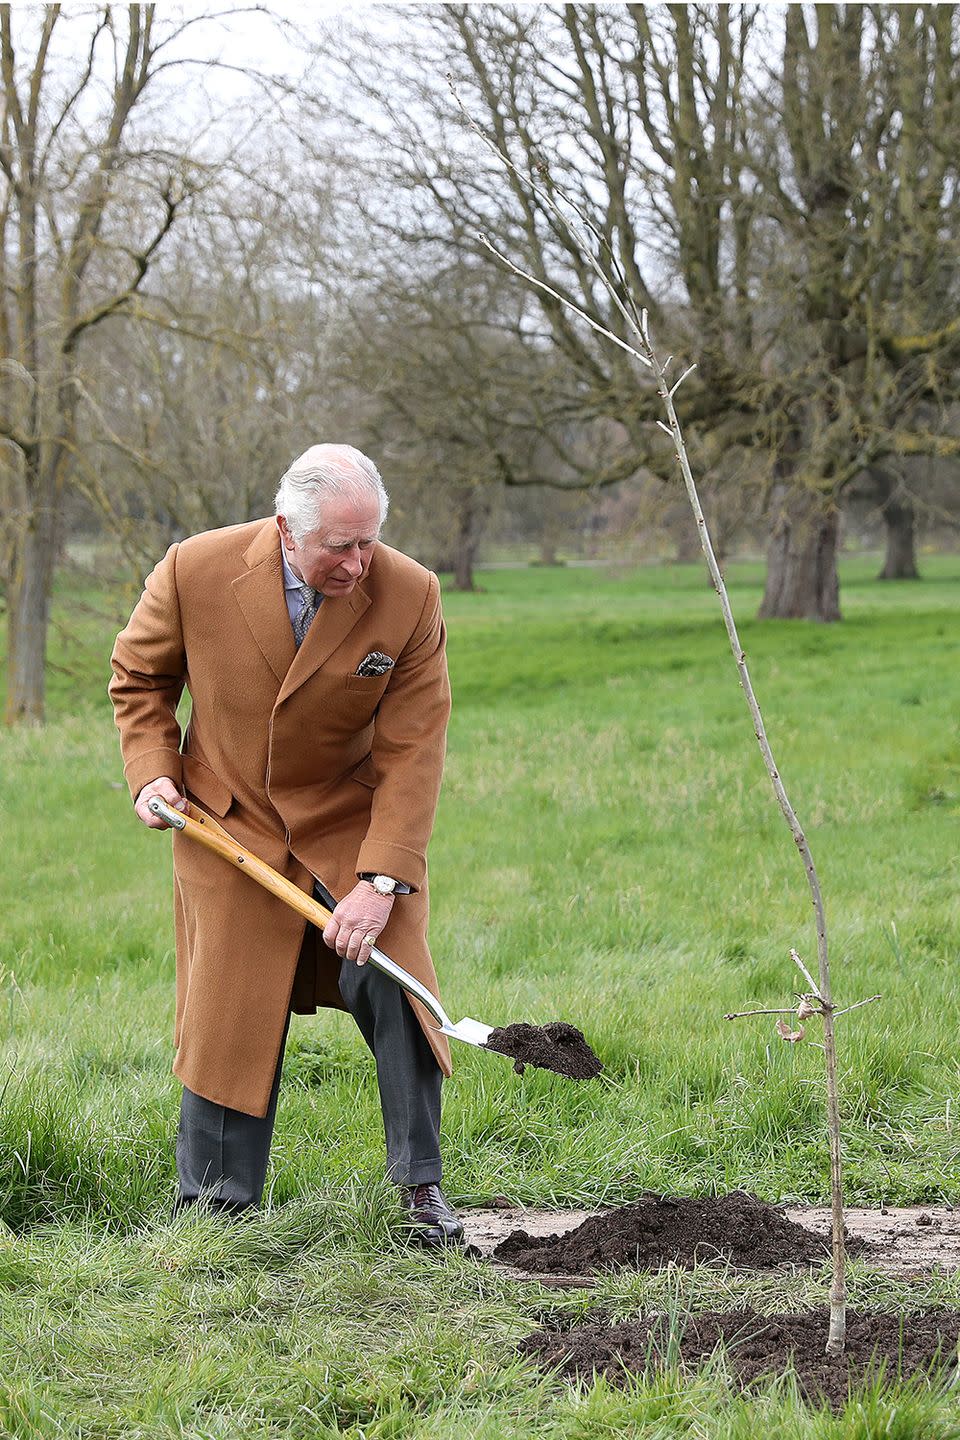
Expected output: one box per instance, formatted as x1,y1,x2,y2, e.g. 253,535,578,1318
344,671,392,696
339,672,392,729
350,755,378,789
181,752,234,817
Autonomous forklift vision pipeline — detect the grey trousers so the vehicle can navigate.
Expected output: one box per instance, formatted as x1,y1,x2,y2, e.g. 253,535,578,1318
176,891,443,1211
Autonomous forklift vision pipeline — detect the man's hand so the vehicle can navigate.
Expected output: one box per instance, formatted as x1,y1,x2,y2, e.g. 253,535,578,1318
323,882,395,965
134,776,187,829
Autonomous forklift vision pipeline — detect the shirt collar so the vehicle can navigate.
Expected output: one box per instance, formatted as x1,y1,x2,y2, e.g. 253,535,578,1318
280,545,306,593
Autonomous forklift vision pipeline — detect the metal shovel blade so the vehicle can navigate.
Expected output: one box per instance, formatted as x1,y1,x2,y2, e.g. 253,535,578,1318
439,1017,494,1047
364,941,494,1049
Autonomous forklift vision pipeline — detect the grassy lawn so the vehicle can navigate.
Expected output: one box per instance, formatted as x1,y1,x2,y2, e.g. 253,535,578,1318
1,552,959,1435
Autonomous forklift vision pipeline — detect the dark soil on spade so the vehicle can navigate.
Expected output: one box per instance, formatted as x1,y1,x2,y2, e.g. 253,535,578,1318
494,1191,869,1273
521,1308,960,1410
483,1022,603,1080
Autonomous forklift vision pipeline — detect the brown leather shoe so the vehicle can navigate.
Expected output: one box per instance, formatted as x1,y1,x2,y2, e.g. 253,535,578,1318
401,1183,465,1247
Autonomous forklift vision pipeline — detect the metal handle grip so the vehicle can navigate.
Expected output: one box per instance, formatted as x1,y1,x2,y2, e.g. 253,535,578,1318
148,795,186,828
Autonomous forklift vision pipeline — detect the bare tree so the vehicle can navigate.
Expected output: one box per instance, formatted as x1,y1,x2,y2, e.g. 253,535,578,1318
0,4,298,723
85,164,341,567
751,6,960,615
334,6,782,580
334,3,960,618
325,254,577,589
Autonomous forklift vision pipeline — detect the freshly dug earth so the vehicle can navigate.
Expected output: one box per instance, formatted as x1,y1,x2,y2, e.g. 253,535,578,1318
521,1308,960,1410
494,1191,862,1273
484,1021,603,1079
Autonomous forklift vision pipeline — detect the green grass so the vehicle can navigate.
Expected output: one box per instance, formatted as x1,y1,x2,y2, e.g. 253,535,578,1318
1,552,960,1434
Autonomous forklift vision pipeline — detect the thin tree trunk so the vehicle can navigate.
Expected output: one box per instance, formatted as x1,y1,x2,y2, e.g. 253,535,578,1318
453,545,475,591
759,483,841,621
876,475,919,580
452,487,479,591
5,474,59,725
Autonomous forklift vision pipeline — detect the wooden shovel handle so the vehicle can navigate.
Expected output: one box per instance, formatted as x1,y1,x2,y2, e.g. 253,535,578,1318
147,795,456,1033
147,796,334,930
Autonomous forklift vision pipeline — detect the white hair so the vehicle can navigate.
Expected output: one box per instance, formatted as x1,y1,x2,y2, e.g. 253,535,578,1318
274,444,389,543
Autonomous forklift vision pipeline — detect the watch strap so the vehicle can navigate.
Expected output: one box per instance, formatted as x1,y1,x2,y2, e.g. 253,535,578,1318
359,873,412,894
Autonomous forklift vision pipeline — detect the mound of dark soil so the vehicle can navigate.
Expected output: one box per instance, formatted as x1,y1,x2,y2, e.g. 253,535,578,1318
521,1308,960,1410
484,1022,603,1080
494,1191,861,1273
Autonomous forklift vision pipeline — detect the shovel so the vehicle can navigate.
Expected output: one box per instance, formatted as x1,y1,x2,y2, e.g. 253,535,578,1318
147,795,494,1051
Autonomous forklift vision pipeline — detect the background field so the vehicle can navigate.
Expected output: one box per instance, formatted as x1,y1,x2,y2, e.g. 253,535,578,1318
2,556,960,1436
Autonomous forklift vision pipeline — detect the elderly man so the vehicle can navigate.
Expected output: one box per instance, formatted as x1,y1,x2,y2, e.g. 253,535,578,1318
109,444,462,1245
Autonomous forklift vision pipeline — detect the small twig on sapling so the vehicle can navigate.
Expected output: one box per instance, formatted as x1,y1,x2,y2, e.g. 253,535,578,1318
790,947,822,998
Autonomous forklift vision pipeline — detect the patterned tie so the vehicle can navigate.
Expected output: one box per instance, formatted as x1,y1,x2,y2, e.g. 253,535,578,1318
293,583,320,648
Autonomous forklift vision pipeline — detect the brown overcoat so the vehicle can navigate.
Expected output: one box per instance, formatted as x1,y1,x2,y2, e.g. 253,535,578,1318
109,517,452,1116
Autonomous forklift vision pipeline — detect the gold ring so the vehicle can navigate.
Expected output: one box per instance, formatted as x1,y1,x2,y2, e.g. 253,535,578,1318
362,934,377,947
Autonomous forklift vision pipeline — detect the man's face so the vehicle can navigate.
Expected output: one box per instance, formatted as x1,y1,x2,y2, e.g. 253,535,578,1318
277,492,382,598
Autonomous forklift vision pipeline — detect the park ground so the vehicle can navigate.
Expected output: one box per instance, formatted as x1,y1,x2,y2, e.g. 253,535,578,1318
1,554,959,1436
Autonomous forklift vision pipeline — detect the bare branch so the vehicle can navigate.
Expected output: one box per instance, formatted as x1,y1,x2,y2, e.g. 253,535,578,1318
724,1007,802,1021
832,995,882,1019
0,9,25,147
0,418,33,454
37,11,110,187
669,364,697,398
888,429,960,459
476,231,652,368
883,315,960,359
26,5,58,134
789,947,821,999
62,180,184,352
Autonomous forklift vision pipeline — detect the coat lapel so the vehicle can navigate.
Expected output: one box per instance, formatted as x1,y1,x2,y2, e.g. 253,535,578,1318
233,522,296,684
277,583,371,704
233,519,374,701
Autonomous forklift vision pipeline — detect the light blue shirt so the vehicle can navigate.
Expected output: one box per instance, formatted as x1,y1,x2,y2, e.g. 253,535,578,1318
280,545,321,629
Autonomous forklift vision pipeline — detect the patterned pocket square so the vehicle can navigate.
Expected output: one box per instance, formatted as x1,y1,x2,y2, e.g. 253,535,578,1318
355,651,395,677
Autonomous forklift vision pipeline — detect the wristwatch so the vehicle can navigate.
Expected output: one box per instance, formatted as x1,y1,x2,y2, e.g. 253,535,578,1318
366,874,398,896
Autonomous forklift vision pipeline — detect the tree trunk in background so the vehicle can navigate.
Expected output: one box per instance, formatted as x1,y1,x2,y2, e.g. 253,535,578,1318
759,484,841,621
5,476,59,724
674,522,702,563
453,545,475,591
676,495,725,569
452,486,480,591
875,469,920,580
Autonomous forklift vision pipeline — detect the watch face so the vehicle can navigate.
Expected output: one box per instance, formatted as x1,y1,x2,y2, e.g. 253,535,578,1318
373,875,396,894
